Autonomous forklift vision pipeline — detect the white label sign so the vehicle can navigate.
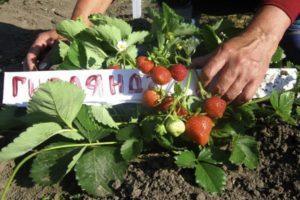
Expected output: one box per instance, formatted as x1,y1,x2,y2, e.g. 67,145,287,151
132,0,142,19
2,68,297,106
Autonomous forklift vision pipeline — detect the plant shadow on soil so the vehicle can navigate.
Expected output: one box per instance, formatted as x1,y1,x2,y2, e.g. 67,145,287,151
0,22,46,104
0,22,45,69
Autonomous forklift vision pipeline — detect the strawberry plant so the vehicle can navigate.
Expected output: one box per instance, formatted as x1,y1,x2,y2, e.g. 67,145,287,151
54,15,149,69
0,3,299,199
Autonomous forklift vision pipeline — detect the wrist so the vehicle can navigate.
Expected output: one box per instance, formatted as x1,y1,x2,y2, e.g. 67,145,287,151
246,5,291,44
71,0,113,26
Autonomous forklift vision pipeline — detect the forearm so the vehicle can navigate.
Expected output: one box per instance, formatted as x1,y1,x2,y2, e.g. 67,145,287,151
245,5,291,46
71,0,113,25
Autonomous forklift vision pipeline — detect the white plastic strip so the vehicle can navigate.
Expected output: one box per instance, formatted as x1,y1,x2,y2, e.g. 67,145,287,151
132,0,142,19
2,68,298,106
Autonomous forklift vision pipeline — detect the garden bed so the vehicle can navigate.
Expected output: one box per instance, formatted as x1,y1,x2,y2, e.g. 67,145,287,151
0,1,299,200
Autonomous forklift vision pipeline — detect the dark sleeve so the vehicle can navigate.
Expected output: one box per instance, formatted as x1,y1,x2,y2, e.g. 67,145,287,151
263,0,300,23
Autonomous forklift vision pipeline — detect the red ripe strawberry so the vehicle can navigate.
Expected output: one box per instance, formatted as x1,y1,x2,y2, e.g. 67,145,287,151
151,66,172,85
109,65,120,70
185,115,213,146
143,90,160,108
204,96,227,118
176,107,189,117
137,56,155,74
170,64,188,81
159,96,174,112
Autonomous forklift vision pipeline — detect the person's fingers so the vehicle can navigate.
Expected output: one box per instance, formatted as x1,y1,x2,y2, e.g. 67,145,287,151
211,62,239,96
223,73,250,102
23,30,59,71
25,45,43,71
235,77,264,104
200,48,228,87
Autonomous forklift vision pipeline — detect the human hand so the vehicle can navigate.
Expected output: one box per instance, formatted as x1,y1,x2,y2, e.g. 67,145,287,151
193,29,277,104
193,6,291,104
23,29,60,71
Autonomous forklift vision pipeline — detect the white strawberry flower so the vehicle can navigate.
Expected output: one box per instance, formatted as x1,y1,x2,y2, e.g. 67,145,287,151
116,40,128,52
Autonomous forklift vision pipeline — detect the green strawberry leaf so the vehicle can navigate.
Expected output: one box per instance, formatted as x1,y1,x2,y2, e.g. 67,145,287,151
82,40,107,69
125,45,138,61
0,106,23,130
185,95,202,113
120,138,143,161
174,23,199,36
271,47,286,64
74,105,113,142
56,18,87,40
58,41,69,60
110,104,146,123
94,24,122,47
230,135,259,169
66,146,87,175
59,40,86,69
89,14,132,38
30,142,79,185
116,124,141,141
0,122,62,161
181,37,201,57
28,81,85,128
155,123,167,136
174,150,197,168
140,116,162,142
126,31,149,46
270,91,296,125
212,120,244,138
90,105,118,129
75,146,127,197
198,148,218,165
234,104,256,128
195,163,226,194
155,133,174,150
59,129,85,141
199,25,221,53
296,106,300,115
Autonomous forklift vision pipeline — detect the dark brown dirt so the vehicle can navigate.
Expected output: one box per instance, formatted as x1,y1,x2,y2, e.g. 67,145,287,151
0,1,299,200
56,122,298,200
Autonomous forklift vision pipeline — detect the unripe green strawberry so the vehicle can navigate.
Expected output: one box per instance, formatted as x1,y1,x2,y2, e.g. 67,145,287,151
137,56,154,74
170,64,188,81
165,117,186,137
143,89,160,108
151,66,172,85
204,96,227,118
185,115,213,146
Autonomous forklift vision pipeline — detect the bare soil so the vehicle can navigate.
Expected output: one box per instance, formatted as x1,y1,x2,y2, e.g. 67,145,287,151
0,1,299,200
